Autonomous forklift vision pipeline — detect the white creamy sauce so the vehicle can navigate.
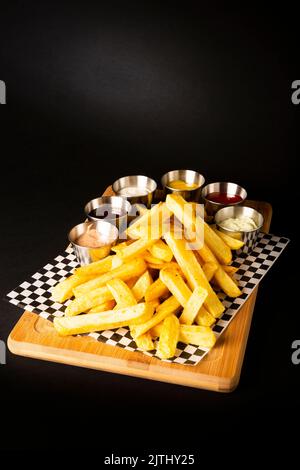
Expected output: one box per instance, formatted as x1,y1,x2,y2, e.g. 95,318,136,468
219,216,258,231
118,186,149,197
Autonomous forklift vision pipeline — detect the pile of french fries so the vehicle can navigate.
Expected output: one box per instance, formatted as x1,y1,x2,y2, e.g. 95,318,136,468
52,194,244,360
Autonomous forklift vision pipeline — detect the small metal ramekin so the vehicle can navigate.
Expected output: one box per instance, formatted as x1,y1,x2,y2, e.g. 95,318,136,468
202,182,247,216
215,205,264,255
161,169,205,202
68,220,118,266
84,196,131,234
112,175,157,208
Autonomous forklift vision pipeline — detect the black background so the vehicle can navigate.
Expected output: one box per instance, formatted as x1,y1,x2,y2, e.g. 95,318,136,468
0,2,299,454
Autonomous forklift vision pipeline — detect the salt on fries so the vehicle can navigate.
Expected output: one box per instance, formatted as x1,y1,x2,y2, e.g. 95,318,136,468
52,194,243,359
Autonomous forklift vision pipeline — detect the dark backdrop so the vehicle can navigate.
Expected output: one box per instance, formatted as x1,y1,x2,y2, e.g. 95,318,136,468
0,2,298,453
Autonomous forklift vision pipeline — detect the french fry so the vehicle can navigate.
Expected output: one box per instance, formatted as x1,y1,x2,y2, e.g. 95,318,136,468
164,231,225,318
88,299,116,314
143,253,166,265
159,267,191,307
131,270,153,302
111,240,133,253
199,243,241,297
106,278,137,308
166,194,232,265
65,285,114,317
134,332,155,351
51,272,94,303
116,237,158,261
148,298,160,310
73,258,147,297
54,302,155,336
212,226,245,250
202,262,218,282
126,276,140,289
75,255,114,276
194,305,215,327
179,286,208,325
156,315,180,359
127,202,171,240
150,322,163,338
179,325,216,348
222,265,239,274
148,239,173,263
132,295,181,338
145,278,169,302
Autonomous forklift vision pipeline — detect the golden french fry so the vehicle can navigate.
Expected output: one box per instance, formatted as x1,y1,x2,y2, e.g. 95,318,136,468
145,278,169,302
159,267,191,307
132,295,181,338
143,253,165,265
54,302,155,336
148,298,160,310
148,239,173,263
111,240,133,253
131,270,153,302
150,322,163,338
214,267,241,297
166,194,232,264
164,231,225,318
106,278,137,308
194,305,215,327
134,331,155,351
179,286,208,325
179,325,216,348
75,255,114,276
212,226,245,250
157,315,180,359
126,276,140,289
73,258,147,297
51,272,94,303
201,262,218,282
199,243,241,298
222,265,239,274
65,285,114,317
116,237,158,261
88,299,116,314
127,202,171,240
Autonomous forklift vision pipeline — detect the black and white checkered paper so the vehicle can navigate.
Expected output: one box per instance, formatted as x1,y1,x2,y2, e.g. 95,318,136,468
6,233,289,365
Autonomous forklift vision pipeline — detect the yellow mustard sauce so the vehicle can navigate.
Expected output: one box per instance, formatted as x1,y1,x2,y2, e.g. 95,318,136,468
168,179,198,190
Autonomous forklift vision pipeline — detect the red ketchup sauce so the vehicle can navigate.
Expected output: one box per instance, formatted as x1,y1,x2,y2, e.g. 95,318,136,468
206,192,243,204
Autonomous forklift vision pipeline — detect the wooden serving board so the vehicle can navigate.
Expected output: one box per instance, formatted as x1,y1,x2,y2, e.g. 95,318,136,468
7,188,272,392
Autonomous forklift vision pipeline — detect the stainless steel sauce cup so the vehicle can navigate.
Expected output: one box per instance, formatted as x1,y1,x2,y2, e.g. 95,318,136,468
202,182,247,217
84,196,131,234
161,169,205,202
112,175,157,207
68,220,118,266
215,205,264,254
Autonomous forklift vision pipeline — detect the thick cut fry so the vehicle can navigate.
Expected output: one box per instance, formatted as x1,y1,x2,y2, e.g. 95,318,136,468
157,315,180,359
131,270,153,302
195,305,215,327
132,295,181,338
166,194,232,264
199,243,241,297
134,332,155,351
214,267,242,297
116,237,158,261
127,202,171,239
65,285,114,316
164,231,225,318
222,265,239,274
179,325,216,348
148,239,173,262
111,240,133,253
179,286,208,325
75,255,114,276
73,258,147,297
88,299,116,314
144,253,166,265
106,278,137,308
159,268,191,307
126,276,140,289
145,278,169,302
202,262,218,282
51,272,94,303
212,226,245,250
54,303,155,336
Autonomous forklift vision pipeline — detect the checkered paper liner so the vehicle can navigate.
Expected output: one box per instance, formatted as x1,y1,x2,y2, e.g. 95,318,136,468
6,233,289,365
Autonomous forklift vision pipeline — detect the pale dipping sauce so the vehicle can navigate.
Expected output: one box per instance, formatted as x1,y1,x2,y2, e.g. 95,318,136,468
76,228,111,248
219,216,258,231
118,186,150,197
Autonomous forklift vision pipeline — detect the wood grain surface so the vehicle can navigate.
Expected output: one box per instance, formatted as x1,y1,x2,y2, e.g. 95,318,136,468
7,188,272,392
